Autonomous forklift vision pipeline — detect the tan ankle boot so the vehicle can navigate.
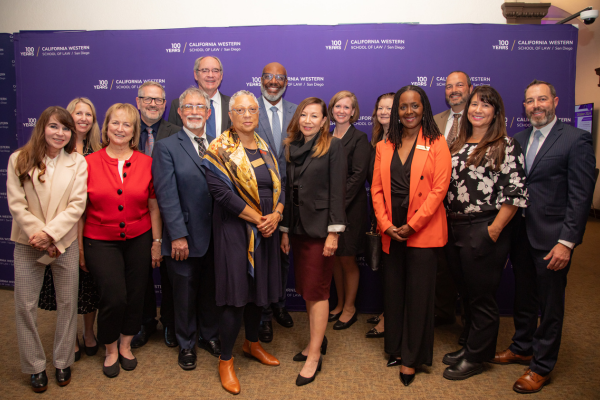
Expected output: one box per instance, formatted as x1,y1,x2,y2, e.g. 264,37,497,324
219,357,240,394
242,339,280,366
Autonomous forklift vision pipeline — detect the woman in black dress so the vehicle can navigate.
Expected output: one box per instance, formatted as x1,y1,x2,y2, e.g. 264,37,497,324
280,97,346,386
326,91,371,330
38,97,102,360
442,86,528,380
203,91,283,395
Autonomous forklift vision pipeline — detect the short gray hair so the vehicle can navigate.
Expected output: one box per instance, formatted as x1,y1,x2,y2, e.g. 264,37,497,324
193,56,223,74
229,90,258,111
179,86,210,109
138,81,165,98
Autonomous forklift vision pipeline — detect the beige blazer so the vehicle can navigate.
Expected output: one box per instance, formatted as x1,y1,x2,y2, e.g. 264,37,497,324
7,148,88,254
433,109,451,135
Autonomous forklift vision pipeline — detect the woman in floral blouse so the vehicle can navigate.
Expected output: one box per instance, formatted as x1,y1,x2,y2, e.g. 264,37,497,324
441,86,528,381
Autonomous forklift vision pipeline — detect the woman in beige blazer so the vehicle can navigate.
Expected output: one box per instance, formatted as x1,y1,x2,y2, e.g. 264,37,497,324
7,106,88,393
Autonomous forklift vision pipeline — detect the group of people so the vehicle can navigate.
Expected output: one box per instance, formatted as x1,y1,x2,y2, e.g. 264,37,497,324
8,56,595,396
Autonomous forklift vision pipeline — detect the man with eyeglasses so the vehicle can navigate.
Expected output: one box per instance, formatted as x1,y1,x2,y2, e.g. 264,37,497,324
152,87,221,370
168,56,231,136
433,71,473,346
132,81,180,350
255,62,297,343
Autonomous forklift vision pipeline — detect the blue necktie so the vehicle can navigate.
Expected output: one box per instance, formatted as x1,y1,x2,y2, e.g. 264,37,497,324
270,106,281,154
206,99,216,136
526,130,542,174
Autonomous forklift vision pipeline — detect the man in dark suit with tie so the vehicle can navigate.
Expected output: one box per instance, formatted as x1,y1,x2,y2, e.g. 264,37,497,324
152,87,220,370
132,81,180,349
168,56,231,136
255,62,298,343
492,80,595,394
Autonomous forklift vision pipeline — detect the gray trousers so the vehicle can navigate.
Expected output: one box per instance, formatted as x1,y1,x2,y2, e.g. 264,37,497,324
14,241,79,373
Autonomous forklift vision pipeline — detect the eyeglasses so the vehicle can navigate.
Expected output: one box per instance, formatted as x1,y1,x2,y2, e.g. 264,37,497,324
231,107,259,115
262,73,287,82
182,104,208,112
197,68,222,74
138,97,165,105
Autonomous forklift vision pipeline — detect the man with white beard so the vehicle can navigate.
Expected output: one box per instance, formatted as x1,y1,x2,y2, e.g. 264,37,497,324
151,87,220,370
255,62,298,343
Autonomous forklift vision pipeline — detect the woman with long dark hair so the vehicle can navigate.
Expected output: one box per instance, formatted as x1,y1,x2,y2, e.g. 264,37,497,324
442,86,528,380
371,86,451,385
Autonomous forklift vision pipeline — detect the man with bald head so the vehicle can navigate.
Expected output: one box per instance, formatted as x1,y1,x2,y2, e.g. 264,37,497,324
169,56,231,136
255,62,297,342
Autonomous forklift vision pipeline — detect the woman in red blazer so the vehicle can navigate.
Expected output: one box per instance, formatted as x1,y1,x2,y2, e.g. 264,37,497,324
371,86,451,386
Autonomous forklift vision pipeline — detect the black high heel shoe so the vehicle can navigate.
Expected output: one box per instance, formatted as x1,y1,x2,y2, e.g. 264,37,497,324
387,354,402,367
74,337,81,362
328,311,342,322
296,355,322,386
333,312,358,330
366,315,381,324
83,334,99,356
400,372,415,386
293,336,327,361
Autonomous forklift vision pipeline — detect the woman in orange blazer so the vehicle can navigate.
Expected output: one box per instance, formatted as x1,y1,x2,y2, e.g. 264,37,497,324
371,86,451,386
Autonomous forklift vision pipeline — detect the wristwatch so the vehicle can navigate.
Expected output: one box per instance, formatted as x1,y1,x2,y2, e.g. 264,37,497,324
276,210,283,221
153,238,162,243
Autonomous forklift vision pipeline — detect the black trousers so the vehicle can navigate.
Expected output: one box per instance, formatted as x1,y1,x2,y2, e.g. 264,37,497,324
85,230,152,345
445,214,511,363
383,241,438,368
141,259,174,328
434,250,458,321
220,303,263,361
166,242,221,350
509,218,571,376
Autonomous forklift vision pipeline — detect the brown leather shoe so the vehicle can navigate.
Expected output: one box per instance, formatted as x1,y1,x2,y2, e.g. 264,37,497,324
513,369,551,394
489,348,532,365
242,339,280,366
219,357,240,395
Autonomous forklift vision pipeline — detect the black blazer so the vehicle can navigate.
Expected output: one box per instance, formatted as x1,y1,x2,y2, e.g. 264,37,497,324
282,137,347,239
151,119,181,157
514,119,595,250
168,91,232,135
339,125,370,209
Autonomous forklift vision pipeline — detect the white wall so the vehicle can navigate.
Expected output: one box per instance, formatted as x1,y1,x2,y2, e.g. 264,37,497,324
0,0,506,33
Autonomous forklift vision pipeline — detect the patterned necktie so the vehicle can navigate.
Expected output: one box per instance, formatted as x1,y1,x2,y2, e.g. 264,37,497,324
526,130,542,174
446,114,461,146
145,127,154,156
270,106,281,154
194,136,206,158
206,99,216,137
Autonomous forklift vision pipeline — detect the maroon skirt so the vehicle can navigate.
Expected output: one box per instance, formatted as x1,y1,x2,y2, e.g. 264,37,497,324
291,234,334,301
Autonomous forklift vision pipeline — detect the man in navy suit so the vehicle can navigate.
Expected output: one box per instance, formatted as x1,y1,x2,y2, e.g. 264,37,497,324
255,62,298,342
492,80,595,394
152,87,220,370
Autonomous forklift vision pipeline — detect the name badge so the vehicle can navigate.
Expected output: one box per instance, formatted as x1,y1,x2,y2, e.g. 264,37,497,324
416,144,430,151
251,158,265,168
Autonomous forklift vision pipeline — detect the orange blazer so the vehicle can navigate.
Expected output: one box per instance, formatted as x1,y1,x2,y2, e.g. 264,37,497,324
371,130,451,253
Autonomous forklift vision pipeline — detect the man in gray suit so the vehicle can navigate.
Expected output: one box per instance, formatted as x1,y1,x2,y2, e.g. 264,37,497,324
433,71,473,342
132,81,180,349
255,62,297,343
168,56,231,136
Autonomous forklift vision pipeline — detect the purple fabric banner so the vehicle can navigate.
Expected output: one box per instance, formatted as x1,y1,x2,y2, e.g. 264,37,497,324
9,24,578,313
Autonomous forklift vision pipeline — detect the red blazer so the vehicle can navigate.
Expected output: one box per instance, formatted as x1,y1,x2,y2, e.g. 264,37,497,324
84,148,156,241
371,131,451,253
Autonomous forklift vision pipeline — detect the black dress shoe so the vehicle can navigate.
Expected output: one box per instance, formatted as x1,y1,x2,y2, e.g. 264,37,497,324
131,323,157,348
293,336,328,361
82,334,99,356
387,354,402,367
400,372,415,386
272,306,294,328
366,327,384,338
55,367,71,386
295,355,322,386
458,325,470,346
103,357,120,378
164,325,177,348
74,336,81,362
443,347,466,366
31,370,48,392
119,353,138,371
198,337,221,357
366,315,381,324
258,321,273,343
333,312,358,330
328,311,342,322
178,348,197,371
434,315,456,327
443,357,483,380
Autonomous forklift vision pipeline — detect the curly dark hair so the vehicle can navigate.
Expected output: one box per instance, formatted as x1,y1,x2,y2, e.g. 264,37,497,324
387,85,441,148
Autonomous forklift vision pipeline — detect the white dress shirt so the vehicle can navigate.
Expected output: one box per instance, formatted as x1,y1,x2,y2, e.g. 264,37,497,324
263,96,284,134
43,154,58,184
183,126,208,155
210,91,222,134
444,109,464,139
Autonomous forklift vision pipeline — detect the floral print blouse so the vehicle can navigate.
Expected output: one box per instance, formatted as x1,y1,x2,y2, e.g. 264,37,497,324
446,137,528,214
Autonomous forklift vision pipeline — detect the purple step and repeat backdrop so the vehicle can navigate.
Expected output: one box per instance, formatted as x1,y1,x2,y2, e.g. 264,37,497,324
5,24,577,313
